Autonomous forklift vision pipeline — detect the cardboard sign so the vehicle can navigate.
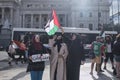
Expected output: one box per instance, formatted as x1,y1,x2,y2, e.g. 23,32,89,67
31,54,49,62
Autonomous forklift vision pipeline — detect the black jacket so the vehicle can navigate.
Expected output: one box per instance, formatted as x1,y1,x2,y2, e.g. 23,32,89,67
63,34,85,65
113,41,120,56
27,43,46,72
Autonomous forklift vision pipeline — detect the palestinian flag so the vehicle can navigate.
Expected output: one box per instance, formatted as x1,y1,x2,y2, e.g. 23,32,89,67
45,9,60,35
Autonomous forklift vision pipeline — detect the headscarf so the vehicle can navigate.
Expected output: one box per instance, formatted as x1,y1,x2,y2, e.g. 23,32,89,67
53,34,63,52
32,35,42,50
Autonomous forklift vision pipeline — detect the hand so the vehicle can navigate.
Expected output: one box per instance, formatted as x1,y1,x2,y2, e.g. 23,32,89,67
81,61,85,65
29,56,32,60
60,27,64,34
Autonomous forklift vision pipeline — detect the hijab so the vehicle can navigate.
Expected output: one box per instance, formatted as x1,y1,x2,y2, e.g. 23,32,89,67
32,35,42,50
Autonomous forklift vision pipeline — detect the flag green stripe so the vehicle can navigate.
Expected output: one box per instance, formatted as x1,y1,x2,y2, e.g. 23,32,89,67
48,25,58,35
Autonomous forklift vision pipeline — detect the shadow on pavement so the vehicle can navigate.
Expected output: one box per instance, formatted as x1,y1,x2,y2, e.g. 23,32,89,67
106,69,113,76
91,73,112,80
10,71,28,80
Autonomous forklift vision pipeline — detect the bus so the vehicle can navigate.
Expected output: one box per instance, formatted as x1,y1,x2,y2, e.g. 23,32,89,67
12,27,118,57
12,27,118,44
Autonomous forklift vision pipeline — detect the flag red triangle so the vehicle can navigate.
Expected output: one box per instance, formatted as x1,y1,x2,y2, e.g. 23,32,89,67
52,9,60,28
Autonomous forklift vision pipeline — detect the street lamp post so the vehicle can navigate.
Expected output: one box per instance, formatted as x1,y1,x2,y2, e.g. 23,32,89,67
118,0,120,24
111,0,114,31
98,0,102,30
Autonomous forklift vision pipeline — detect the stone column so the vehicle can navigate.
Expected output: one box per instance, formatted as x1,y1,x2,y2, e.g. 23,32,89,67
31,14,33,28
23,14,25,28
39,14,41,28
2,8,5,24
65,14,67,27
10,8,13,28
19,15,22,27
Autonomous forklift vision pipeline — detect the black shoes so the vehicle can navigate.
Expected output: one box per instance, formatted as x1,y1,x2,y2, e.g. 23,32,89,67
100,70,104,72
104,66,106,70
8,62,12,66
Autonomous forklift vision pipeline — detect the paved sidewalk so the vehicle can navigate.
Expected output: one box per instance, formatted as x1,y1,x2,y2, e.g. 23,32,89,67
0,51,8,61
0,51,119,80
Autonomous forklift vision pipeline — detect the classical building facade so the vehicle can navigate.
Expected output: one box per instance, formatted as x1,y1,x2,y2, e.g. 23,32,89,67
0,0,110,30
110,0,120,25
0,0,110,47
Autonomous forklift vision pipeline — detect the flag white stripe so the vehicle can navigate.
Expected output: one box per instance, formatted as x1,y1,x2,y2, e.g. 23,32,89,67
45,20,54,33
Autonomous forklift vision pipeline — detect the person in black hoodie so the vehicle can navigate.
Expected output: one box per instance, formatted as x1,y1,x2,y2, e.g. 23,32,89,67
113,34,120,79
27,35,46,80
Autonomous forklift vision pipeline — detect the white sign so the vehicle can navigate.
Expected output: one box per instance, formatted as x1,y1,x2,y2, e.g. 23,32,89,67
31,54,49,62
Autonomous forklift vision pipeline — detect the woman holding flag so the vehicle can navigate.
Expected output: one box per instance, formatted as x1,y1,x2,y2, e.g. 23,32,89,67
49,33,68,80
45,9,68,80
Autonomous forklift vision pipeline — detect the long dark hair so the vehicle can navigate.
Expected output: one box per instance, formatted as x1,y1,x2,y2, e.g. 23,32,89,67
105,35,112,44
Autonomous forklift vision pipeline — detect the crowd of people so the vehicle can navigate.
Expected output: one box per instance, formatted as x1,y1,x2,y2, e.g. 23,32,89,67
6,30,120,80
89,34,120,79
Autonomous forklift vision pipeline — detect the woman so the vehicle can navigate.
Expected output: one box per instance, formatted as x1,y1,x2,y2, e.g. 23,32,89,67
104,35,114,70
113,34,120,79
66,33,85,80
50,34,68,80
27,35,46,80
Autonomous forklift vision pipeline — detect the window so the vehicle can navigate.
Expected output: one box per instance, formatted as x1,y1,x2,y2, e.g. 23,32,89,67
27,4,32,8
60,17,63,22
25,15,31,23
79,23,84,28
89,24,93,30
89,12,92,17
80,12,83,17
26,24,30,28
98,12,101,17
59,14,65,26
36,17,39,22
42,14,48,22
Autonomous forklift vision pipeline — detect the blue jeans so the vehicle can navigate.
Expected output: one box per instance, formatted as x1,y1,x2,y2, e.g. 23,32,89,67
30,71,43,80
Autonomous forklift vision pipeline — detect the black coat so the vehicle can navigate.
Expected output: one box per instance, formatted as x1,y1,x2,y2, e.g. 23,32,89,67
63,35,85,80
68,38,85,65
113,42,120,56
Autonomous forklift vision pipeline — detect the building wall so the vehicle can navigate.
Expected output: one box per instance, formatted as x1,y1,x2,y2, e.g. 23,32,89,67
0,0,110,30
70,0,110,30
0,0,110,48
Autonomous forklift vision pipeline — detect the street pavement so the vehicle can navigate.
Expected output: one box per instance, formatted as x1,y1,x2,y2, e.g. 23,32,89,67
0,51,119,80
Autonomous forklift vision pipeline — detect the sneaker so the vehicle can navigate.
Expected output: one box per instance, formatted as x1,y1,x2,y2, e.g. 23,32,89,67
104,66,106,70
100,70,104,72
8,62,12,66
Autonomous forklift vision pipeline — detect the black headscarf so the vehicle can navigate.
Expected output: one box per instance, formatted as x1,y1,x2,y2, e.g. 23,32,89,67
53,34,63,52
